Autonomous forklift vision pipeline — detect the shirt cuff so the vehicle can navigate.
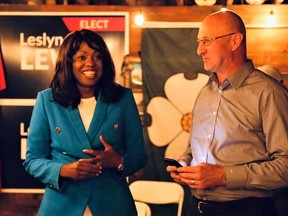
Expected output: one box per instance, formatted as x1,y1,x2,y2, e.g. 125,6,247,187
224,165,247,189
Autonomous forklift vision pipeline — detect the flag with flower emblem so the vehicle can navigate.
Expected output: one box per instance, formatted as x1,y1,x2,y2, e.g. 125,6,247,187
141,27,209,181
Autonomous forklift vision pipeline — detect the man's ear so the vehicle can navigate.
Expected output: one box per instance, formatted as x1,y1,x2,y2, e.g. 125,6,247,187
231,33,243,51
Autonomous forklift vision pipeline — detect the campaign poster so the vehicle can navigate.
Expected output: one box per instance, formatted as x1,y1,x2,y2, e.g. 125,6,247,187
0,12,128,192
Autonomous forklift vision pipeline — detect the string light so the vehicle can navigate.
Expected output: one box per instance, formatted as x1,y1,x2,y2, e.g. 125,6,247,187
134,0,144,26
135,14,144,26
220,7,228,12
220,0,228,12
267,9,276,26
267,0,276,27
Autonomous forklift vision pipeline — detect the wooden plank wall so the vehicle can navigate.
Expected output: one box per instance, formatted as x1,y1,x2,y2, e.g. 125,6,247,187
1,4,288,76
41,5,288,84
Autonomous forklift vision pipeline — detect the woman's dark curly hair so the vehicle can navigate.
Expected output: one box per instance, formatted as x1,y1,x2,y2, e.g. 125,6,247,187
49,29,124,108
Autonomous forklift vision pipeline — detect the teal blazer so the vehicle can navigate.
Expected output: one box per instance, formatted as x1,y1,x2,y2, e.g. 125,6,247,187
23,88,147,216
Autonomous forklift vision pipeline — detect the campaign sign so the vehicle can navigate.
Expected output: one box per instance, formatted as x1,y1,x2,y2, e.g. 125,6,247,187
0,12,128,192
0,103,44,190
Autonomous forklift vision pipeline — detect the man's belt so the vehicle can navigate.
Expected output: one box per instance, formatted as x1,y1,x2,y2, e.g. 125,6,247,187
192,195,274,215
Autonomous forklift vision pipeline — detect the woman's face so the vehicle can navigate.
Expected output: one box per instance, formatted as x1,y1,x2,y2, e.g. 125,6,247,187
72,41,103,97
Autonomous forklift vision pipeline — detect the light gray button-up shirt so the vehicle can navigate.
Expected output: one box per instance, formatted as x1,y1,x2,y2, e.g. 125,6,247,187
189,60,288,201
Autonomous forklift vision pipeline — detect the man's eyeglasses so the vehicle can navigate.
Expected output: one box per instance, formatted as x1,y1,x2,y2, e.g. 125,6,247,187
197,32,237,46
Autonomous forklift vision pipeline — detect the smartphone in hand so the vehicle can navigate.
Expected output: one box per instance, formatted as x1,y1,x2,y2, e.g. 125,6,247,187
164,157,183,167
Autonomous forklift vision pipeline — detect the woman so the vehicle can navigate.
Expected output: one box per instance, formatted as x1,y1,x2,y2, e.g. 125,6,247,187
23,29,147,216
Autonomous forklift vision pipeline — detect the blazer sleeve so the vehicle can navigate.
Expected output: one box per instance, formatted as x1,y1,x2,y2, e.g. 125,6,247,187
119,89,147,177
23,91,64,191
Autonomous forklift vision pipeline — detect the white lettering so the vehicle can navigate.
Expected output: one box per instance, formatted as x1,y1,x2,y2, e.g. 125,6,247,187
20,32,64,48
20,122,29,160
50,49,58,66
20,122,29,135
21,48,57,70
35,49,49,70
20,32,28,46
80,19,109,29
21,48,34,70
21,138,27,160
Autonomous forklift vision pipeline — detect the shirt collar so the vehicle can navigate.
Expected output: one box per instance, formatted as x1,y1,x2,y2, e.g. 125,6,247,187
208,59,255,90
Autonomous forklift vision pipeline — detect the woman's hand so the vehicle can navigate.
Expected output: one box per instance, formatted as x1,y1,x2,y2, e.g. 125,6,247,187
60,135,122,180
60,159,102,180
83,135,122,168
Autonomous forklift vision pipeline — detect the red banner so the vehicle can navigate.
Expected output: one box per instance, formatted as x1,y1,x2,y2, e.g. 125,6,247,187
0,43,6,91
62,17,125,32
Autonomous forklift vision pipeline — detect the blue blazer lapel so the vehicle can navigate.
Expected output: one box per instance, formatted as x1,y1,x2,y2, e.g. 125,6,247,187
88,97,108,148
66,106,92,149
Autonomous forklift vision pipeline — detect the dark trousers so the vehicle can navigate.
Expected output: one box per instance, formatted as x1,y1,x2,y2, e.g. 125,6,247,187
274,189,288,216
190,196,279,216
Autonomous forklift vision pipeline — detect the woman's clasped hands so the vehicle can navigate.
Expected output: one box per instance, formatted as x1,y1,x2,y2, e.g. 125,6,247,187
60,135,122,180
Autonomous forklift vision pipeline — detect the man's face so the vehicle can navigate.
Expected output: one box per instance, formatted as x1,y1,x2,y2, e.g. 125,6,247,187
196,18,234,74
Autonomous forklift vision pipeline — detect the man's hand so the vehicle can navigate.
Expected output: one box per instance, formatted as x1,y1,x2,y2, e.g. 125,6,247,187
166,165,185,185
177,163,226,189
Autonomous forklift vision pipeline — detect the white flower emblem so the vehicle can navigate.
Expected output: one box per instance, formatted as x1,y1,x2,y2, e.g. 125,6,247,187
146,73,209,159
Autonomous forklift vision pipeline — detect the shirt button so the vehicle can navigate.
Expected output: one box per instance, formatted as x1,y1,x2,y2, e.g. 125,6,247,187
208,134,212,138
213,111,217,116
218,90,223,94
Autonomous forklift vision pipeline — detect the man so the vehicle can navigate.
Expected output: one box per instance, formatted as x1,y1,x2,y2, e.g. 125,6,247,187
167,10,288,216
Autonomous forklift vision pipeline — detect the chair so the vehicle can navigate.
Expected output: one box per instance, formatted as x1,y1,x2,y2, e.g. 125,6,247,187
135,201,152,216
129,180,184,216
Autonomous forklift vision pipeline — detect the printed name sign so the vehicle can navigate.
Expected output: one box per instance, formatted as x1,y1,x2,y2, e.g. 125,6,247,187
0,12,128,192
